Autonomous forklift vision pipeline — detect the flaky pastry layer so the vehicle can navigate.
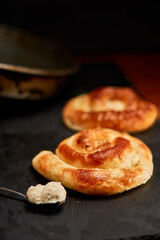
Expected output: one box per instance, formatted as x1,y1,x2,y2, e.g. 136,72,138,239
62,87,158,132
32,128,153,195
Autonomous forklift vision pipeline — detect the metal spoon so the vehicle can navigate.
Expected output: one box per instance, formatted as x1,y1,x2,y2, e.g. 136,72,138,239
0,186,28,201
0,184,66,205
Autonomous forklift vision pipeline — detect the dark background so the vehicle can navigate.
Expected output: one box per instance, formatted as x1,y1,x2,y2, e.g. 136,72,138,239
1,2,160,239
0,1,160,53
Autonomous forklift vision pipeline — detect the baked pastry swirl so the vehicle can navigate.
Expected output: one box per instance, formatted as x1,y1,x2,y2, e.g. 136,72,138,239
32,128,153,195
62,87,157,132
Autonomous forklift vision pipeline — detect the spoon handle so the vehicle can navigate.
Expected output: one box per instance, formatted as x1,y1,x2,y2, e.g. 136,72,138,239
0,187,26,199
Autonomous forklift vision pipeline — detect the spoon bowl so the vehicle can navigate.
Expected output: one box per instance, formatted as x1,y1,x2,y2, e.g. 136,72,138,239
0,185,65,205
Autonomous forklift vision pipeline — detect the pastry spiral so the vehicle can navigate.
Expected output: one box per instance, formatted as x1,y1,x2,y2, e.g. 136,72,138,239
32,128,153,195
62,87,157,132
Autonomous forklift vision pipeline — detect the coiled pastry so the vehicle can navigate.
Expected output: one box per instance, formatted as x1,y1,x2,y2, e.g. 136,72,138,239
32,128,153,195
62,87,157,132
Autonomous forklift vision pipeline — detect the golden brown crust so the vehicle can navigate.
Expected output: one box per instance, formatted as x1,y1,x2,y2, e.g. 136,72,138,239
62,87,158,132
32,129,153,195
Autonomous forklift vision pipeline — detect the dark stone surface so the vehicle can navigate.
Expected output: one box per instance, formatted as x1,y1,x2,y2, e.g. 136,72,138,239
0,64,159,240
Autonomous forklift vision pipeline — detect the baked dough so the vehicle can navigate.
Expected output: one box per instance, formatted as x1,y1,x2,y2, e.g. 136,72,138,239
32,128,153,195
62,87,157,132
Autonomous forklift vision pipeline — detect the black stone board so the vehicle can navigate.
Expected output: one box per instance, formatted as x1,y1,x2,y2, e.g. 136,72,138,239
0,63,160,240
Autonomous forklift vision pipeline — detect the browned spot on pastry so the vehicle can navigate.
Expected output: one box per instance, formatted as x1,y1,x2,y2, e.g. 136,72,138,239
90,87,136,103
58,136,130,168
70,169,109,191
88,137,130,164
76,131,94,150
119,168,143,187
38,152,53,174
140,142,150,152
